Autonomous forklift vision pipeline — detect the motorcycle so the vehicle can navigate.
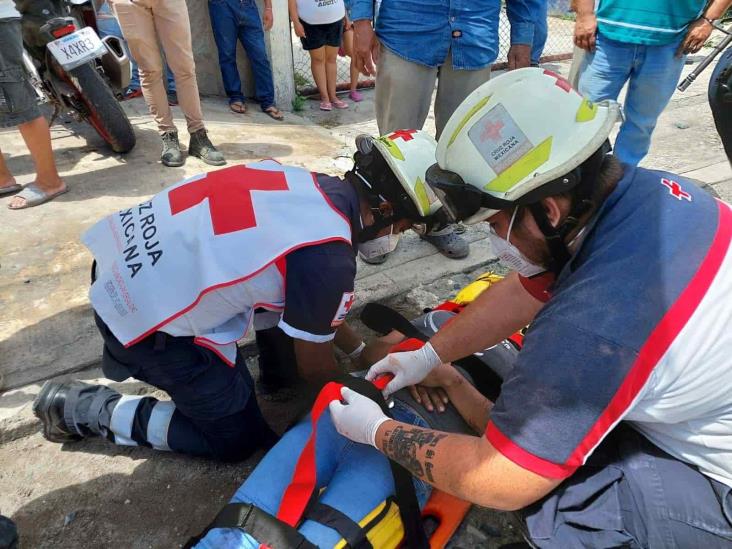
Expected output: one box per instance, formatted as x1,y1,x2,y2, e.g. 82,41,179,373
17,0,136,154
678,20,732,163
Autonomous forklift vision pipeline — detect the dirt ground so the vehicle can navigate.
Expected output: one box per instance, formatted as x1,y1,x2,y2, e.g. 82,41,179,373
0,268,525,549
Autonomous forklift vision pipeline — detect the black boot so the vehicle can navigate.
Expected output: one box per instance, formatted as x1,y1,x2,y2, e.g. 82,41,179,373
188,129,226,166
32,381,83,443
161,131,184,167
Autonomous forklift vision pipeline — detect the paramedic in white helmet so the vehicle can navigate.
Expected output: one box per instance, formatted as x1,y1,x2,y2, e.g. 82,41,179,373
330,67,732,547
32,130,448,463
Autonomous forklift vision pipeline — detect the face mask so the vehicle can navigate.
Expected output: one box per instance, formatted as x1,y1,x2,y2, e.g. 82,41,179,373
358,224,400,259
487,207,546,277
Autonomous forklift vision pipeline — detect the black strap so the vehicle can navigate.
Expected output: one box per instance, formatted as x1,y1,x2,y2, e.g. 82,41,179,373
184,503,318,549
338,376,430,549
304,502,373,549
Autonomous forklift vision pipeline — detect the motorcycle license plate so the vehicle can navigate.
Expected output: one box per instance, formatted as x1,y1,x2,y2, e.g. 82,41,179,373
47,27,107,71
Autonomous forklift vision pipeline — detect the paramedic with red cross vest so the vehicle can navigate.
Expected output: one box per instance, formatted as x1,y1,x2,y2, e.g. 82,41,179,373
32,130,446,462
330,68,732,547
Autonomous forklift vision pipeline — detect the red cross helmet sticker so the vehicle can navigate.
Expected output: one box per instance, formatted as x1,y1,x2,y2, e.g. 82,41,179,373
388,129,417,142
661,178,692,202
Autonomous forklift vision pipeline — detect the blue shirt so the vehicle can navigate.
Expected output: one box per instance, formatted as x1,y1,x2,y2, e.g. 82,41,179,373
486,166,732,484
346,0,543,70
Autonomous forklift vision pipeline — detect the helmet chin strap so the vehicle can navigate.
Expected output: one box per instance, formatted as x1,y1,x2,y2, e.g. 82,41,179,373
527,202,571,275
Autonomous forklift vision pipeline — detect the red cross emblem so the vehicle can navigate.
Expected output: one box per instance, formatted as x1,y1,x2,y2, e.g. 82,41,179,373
388,129,417,142
543,69,575,94
168,166,289,235
481,120,505,141
661,178,692,202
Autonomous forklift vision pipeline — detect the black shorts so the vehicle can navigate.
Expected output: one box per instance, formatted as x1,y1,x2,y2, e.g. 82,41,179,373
0,19,41,128
299,18,343,50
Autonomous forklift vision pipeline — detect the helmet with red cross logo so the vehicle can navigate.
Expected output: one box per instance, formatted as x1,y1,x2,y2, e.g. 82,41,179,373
426,67,620,225
350,129,443,233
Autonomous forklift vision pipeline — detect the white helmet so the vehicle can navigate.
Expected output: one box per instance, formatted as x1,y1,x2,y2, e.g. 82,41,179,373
426,67,620,224
350,130,443,238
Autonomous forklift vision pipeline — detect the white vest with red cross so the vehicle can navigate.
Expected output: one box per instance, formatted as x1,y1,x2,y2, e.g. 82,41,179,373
83,160,352,364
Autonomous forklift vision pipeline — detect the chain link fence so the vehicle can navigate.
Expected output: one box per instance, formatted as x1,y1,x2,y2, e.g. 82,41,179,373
292,1,576,96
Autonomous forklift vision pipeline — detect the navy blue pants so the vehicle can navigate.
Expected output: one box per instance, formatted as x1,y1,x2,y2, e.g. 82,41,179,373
95,313,276,462
523,426,732,548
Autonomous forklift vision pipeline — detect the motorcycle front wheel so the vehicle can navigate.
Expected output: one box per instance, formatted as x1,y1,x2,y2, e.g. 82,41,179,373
66,63,136,154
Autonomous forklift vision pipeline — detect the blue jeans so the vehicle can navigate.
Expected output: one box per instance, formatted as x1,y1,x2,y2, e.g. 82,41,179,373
96,15,176,93
531,2,548,65
208,0,276,110
578,33,685,166
195,400,431,548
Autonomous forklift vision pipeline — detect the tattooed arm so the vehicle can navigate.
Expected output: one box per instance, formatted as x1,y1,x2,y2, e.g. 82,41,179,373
374,422,561,511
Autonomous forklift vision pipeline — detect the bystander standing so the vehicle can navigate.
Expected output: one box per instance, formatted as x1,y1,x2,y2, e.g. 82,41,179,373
573,0,732,166
109,0,225,167
0,0,66,210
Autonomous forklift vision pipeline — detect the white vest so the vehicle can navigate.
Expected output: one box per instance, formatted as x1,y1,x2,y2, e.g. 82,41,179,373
83,161,352,363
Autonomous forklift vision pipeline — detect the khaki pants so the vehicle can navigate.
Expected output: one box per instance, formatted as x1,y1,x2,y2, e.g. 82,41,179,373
111,0,204,135
375,45,491,139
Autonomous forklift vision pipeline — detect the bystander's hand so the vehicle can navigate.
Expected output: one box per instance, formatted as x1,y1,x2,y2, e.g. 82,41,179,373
507,44,531,70
678,18,714,56
353,19,379,77
293,19,306,37
573,12,598,51
263,8,273,31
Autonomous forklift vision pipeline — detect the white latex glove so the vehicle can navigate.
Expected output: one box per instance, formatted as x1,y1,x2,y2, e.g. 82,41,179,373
329,387,390,447
365,342,443,397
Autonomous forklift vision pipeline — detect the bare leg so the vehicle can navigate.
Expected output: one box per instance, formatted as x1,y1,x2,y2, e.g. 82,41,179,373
309,47,328,103
8,116,65,209
0,152,15,189
343,29,359,93
325,46,339,102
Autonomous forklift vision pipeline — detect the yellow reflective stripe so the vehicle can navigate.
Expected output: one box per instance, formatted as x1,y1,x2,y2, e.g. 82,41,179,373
447,95,492,148
414,176,431,215
332,500,403,549
576,98,598,122
484,137,553,193
378,137,404,161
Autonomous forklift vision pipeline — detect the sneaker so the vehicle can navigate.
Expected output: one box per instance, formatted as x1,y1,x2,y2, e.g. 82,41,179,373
188,129,226,166
349,90,364,102
167,90,178,106
359,251,389,264
161,131,184,167
33,381,83,443
123,87,142,100
420,225,470,259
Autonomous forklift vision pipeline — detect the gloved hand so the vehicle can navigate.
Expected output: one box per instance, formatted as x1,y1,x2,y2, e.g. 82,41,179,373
329,387,390,447
365,342,443,397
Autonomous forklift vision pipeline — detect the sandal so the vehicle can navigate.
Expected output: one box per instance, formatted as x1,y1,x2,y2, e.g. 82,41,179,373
263,105,284,121
8,182,67,210
0,178,21,196
349,90,364,102
229,101,247,114
319,101,333,111
332,98,349,109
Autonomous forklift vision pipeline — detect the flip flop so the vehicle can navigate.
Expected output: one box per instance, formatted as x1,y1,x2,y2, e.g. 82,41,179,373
8,183,68,210
332,98,349,109
0,179,21,196
263,106,284,121
320,101,333,111
229,101,247,114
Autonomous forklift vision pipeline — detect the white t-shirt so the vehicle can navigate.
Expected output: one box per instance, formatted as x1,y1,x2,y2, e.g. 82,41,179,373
297,0,344,26
0,0,20,20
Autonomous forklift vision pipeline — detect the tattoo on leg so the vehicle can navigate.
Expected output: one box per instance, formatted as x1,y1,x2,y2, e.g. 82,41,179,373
382,426,447,481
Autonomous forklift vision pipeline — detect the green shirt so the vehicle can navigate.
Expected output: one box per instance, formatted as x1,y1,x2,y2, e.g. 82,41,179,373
596,0,705,46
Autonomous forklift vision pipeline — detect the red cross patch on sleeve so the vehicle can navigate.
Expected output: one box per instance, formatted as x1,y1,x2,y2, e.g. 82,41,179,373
331,291,355,327
661,178,692,202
